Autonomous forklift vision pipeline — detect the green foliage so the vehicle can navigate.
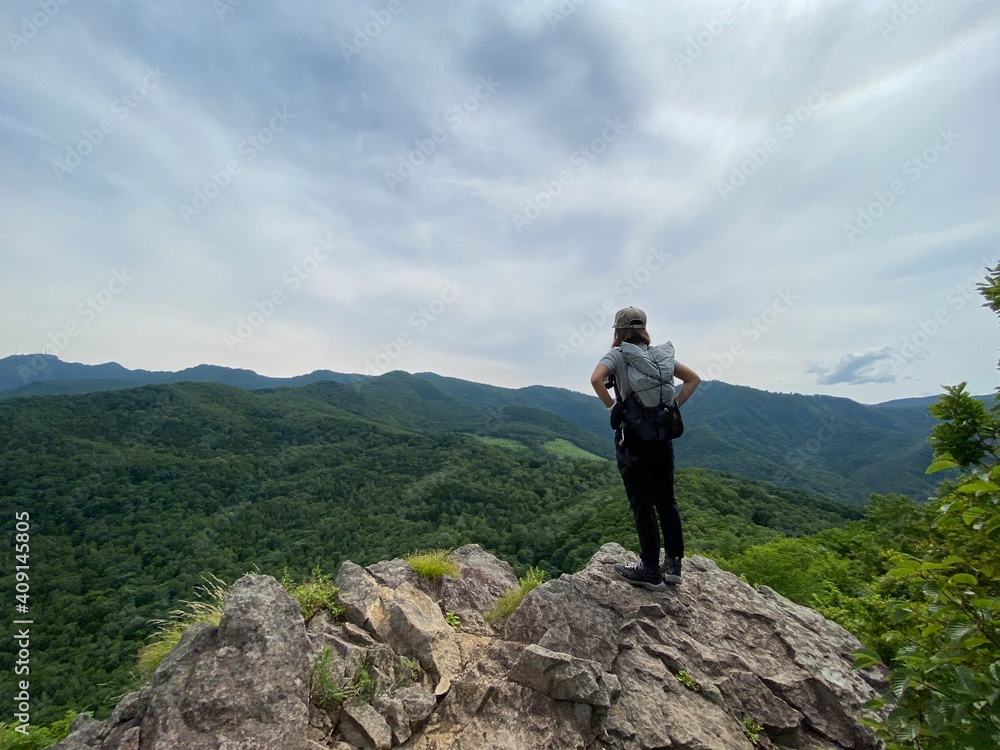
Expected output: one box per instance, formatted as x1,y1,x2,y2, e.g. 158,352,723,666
405,549,460,581
928,383,997,468
309,649,379,712
0,711,76,750
350,659,377,704
543,438,605,461
397,657,421,684
674,670,701,692
854,266,1000,749
743,717,763,746
860,459,1000,749
0,378,857,724
485,567,546,623
137,575,227,676
979,261,1000,317
281,566,342,622
719,535,864,605
309,646,350,713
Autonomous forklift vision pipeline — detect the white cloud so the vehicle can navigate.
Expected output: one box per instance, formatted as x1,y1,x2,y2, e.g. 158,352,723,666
1,0,998,402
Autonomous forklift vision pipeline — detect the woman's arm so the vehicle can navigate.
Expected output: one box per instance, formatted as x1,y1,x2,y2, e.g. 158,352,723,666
673,361,701,407
590,364,615,409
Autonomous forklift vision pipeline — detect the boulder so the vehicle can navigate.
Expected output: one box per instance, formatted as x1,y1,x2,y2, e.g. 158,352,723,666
53,574,319,750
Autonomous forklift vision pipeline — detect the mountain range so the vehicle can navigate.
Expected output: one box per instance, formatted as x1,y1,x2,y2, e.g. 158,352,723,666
0,353,956,503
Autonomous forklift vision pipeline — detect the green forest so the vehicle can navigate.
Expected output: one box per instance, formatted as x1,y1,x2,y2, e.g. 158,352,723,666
0,378,858,729
2,266,999,749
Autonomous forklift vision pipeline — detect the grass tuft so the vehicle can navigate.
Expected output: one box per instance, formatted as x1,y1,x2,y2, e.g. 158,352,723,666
281,566,343,621
485,566,546,623
137,574,227,676
405,549,460,580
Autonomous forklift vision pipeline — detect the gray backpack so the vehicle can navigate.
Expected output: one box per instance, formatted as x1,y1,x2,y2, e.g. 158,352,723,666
619,342,676,407
616,342,683,442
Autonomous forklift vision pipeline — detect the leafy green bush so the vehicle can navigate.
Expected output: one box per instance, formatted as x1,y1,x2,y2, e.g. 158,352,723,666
853,263,1000,749
0,711,76,750
281,566,343,621
485,566,546,622
855,456,1000,748
405,550,460,580
137,575,227,676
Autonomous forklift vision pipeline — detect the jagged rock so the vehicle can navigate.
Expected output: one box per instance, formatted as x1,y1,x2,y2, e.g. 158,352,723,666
384,581,462,695
367,543,519,633
59,544,884,750
338,699,393,750
508,643,620,707
498,544,882,750
396,684,437,730
53,574,319,750
336,561,392,639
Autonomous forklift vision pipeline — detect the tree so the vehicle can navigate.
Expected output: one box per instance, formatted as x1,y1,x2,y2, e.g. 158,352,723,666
857,264,1000,749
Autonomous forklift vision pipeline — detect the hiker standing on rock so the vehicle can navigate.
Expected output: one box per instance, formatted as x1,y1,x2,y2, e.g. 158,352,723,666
589,306,701,590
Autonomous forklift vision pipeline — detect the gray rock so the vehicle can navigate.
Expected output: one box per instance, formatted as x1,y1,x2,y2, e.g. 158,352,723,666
508,644,620,707
55,574,320,750
373,694,411,745
396,684,437,730
57,544,884,750
367,544,518,634
335,561,391,639
338,699,392,750
384,581,462,695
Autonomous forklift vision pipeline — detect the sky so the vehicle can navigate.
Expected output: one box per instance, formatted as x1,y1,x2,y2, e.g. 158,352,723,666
1,0,998,404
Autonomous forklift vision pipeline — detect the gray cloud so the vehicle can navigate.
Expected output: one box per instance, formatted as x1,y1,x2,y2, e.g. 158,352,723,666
1,0,998,404
807,348,898,386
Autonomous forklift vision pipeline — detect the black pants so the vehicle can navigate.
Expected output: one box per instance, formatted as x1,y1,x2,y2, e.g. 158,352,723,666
616,427,684,570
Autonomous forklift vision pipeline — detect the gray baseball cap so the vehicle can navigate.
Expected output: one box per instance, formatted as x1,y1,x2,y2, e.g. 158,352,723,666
613,306,647,329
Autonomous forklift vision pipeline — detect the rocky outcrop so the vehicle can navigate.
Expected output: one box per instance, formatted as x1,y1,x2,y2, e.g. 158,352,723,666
54,543,884,750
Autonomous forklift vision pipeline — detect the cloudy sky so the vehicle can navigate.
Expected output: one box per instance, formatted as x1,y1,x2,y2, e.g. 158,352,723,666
1,0,998,404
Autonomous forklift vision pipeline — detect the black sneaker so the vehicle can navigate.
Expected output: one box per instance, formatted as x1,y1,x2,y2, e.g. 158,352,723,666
660,556,682,585
614,562,667,591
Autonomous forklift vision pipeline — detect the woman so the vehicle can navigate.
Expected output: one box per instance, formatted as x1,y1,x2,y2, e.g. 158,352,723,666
590,306,701,590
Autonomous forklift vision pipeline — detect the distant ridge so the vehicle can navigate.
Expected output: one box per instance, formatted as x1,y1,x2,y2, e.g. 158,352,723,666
0,353,364,396
0,354,963,503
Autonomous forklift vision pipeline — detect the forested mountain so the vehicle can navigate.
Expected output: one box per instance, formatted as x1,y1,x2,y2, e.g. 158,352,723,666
0,353,363,396
0,378,859,725
0,354,956,503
